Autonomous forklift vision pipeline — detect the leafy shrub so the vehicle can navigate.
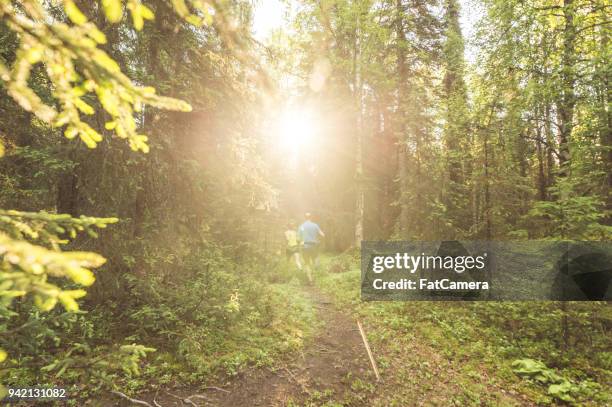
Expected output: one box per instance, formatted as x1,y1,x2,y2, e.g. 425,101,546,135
512,358,602,404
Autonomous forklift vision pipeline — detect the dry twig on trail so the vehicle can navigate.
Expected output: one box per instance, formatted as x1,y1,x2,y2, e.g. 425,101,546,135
357,319,381,382
165,391,197,406
152,388,163,407
184,394,211,406
189,394,212,401
111,390,154,407
165,390,212,407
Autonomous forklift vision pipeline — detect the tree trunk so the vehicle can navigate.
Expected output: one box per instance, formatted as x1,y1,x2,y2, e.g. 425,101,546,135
395,0,409,236
354,4,364,247
56,145,78,216
557,0,576,173
596,4,612,224
545,104,556,191
536,124,547,201
484,130,492,240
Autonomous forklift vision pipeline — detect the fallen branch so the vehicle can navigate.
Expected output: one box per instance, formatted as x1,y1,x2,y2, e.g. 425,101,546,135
187,394,211,403
357,319,381,382
111,391,153,407
152,389,163,407
165,391,204,407
165,391,193,406
183,398,198,407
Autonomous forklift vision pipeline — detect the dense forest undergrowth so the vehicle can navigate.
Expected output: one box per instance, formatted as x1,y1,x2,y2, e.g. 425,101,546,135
78,255,612,406
3,257,318,404
6,253,605,406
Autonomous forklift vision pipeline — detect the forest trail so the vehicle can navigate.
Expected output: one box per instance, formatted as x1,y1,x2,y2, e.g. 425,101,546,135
128,283,374,407
132,277,533,407
207,286,373,406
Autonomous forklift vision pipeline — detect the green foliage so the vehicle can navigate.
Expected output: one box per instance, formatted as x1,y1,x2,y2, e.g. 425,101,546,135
527,176,612,239
512,359,601,404
0,210,116,311
0,210,117,391
0,0,197,152
0,0,240,399
0,209,117,246
468,0,611,240
317,255,612,406
124,247,314,379
0,253,315,400
42,343,156,378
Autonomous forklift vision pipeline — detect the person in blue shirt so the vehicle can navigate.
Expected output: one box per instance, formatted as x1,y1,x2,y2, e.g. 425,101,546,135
298,213,325,283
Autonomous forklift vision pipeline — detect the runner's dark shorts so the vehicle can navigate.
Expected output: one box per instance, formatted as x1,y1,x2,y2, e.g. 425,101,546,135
302,244,319,263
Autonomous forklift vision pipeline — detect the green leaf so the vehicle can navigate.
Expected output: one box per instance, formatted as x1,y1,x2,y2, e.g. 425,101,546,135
92,51,121,73
64,1,88,25
140,5,154,20
102,0,123,23
58,292,79,312
511,358,547,375
34,295,58,312
548,382,575,402
65,266,96,286
64,126,78,140
88,27,108,44
75,98,95,115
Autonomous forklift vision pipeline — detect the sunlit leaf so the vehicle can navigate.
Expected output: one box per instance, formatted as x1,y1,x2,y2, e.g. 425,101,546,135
58,292,79,312
65,266,96,286
102,0,123,23
64,1,88,25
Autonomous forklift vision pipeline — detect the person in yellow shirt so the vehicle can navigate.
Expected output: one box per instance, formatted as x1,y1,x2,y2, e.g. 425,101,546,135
284,221,302,270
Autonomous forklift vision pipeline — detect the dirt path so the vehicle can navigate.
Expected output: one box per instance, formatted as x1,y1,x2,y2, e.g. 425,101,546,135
111,282,532,407
109,285,373,407
206,287,373,406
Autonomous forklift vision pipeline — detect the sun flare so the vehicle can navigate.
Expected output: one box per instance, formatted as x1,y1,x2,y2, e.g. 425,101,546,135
274,107,318,163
